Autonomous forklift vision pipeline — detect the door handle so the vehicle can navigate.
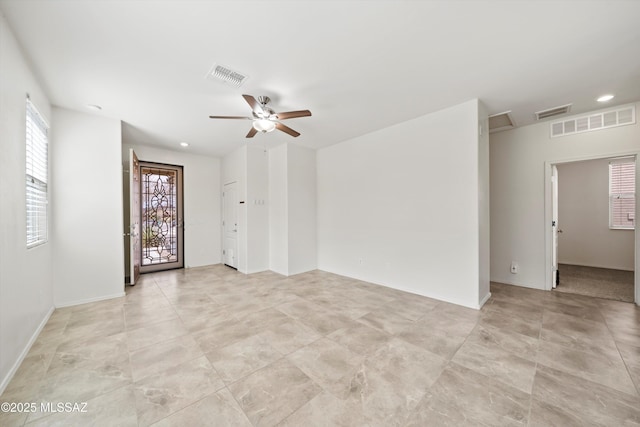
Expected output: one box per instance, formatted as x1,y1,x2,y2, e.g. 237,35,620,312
558,229,563,233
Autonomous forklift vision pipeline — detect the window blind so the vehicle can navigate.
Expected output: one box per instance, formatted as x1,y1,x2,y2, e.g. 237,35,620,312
26,98,49,247
609,157,635,229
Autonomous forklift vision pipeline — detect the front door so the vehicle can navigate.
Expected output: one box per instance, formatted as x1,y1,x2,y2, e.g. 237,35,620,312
139,162,184,273
223,181,238,269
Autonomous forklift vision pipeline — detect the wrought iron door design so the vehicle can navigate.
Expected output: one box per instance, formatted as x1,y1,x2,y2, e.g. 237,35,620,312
139,163,183,272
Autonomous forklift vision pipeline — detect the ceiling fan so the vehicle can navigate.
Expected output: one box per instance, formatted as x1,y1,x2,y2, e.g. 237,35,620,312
209,94,312,138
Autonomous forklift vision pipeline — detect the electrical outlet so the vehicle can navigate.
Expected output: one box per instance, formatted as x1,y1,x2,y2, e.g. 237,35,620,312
510,262,519,274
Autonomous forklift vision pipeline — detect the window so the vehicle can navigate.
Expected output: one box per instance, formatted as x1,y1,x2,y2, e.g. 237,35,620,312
609,157,635,230
26,98,49,247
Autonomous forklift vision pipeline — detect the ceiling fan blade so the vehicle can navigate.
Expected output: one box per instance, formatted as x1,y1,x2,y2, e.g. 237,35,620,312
209,115,252,120
275,122,300,137
242,94,265,116
276,110,312,120
246,127,258,138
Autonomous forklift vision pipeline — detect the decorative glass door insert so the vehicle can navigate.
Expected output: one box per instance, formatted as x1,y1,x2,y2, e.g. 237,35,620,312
139,163,183,272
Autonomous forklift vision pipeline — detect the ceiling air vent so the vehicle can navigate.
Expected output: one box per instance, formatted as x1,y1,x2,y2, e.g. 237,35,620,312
550,105,636,138
206,64,248,87
535,104,572,120
488,111,515,133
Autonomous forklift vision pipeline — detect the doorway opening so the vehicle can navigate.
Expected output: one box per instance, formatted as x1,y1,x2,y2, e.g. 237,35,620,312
548,155,636,303
139,162,184,273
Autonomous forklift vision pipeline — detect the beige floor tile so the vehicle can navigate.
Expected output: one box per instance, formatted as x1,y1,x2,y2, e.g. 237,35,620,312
536,340,637,396
465,324,539,361
328,322,391,356
364,337,447,395
357,307,417,335
452,340,537,393
528,398,598,427
178,306,238,333
397,311,475,359
126,318,190,352
0,410,29,427
540,311,620,359
276,300,355,336
380,295,439,321
404,362,530,426
479,308,541,338
532,364,640,425
47,332,129,378
228,358,322,427
32,363,132,422
61,315,126,344
260,318,322,355
304,289,377,319
277,390,366,427
287,338,361,396
25,385,138,427
130,335,204,382
133,356,224,427
206,334,283,384
150,389,252,427
125,302,179,331
339,363,427,427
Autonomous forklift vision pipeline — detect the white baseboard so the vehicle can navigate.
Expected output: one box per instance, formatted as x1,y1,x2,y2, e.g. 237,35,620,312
478,291,492,308
55,292,125,309
0,306,54,396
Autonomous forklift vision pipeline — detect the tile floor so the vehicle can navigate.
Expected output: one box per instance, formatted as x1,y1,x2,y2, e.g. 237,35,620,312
1,265,639,426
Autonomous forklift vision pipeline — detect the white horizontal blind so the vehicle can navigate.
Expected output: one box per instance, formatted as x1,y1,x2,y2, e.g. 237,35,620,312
26,98,49,247
609,158,635,230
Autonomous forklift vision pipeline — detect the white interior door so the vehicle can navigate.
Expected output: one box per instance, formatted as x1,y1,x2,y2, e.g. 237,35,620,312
223,182,238,269
551,164,559,288
129,149,141,284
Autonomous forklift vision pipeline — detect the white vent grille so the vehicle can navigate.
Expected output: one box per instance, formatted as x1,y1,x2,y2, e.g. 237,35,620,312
550,105,636,138
206,64,248,87
535,104,572,120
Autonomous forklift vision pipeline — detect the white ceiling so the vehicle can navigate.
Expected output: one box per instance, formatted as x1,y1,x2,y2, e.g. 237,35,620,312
1,0,639,157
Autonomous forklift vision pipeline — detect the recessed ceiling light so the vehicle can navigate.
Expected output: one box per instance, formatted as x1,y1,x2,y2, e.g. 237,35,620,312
597,94,614,102
86,104,102,110
179,142,189,147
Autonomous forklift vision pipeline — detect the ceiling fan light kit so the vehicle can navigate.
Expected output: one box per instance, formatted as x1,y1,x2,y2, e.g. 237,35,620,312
209,94,312,138
253,119,276,133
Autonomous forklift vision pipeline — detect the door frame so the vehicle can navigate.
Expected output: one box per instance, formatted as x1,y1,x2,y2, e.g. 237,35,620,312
139,161,185,273
544,151,639,305
129,149,141,284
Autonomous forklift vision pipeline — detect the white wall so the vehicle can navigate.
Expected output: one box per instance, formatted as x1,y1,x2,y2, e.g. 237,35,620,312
52,108,124,307
0,11,54,393
318,99,486,309
269,144,288,275
288,144,317,275
123,143,221,269
491,103,640,293
246,145,269,273
557,158,634,271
